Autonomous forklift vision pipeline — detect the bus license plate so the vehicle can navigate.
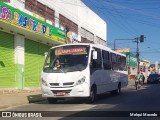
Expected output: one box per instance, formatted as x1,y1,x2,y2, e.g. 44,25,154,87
56,92,65,96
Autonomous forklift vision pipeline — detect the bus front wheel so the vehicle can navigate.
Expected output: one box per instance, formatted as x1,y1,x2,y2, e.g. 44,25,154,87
86,87,97,103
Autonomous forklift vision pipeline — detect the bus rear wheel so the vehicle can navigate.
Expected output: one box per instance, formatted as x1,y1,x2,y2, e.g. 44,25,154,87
47,98,58,104
111,83,121,95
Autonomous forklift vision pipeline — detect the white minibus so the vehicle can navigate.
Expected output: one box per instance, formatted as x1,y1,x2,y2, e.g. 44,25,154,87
41,43,128,103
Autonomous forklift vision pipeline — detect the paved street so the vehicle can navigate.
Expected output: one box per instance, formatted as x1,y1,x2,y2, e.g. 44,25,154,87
1,82,160,120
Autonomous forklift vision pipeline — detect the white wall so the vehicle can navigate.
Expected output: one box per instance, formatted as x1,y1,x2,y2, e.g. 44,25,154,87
36,0,107,43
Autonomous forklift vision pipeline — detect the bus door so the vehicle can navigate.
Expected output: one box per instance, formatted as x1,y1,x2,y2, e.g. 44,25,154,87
90,48,104,94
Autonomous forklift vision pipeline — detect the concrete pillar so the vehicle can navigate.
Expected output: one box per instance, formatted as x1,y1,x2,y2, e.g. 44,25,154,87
14,34,24,89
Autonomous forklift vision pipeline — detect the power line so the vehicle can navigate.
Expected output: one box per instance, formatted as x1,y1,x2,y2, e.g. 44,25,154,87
102,1,160,20
87,0,138,38
99,0,139,36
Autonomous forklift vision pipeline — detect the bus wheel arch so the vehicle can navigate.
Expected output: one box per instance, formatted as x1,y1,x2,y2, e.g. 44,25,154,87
86,84,97,103
117,82,121,94
111,82,121,95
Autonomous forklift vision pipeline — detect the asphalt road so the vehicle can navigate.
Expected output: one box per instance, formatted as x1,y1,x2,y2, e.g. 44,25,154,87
1,82,160,120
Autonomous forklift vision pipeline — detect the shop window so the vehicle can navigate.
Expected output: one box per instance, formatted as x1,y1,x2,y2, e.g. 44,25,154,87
46,7,55,21
1,0,10,2
81,37,86,43
59,14,65,26
36,1,46,18
37,1,46,11
59,14,78,34
25,0,36,13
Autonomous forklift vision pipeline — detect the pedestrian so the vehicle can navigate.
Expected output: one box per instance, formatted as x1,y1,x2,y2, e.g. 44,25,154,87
141,72,145,84
135,71,143,89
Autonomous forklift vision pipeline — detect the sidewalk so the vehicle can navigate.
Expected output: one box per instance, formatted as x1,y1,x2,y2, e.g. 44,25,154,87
0,89,46,110
128,79,135,86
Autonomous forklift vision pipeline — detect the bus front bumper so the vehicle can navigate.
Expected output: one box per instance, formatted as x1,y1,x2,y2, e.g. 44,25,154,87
41,83,90,98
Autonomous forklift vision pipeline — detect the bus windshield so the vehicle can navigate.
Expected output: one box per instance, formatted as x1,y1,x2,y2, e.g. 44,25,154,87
43,45,90,73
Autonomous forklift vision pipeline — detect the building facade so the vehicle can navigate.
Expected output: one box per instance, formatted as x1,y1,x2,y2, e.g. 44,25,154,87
0,0,107,89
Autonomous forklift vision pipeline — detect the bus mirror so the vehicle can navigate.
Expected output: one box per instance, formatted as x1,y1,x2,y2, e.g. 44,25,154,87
44,52,48,58
93,51,97,59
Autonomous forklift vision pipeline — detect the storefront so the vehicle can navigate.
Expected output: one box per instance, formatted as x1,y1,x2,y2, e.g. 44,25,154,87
0,2,65,89
24,39,50,88
0,31,15,88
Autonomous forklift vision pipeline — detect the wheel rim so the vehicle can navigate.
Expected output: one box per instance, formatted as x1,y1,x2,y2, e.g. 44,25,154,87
90,91,95,102
118,85,121,94
118,88,120,94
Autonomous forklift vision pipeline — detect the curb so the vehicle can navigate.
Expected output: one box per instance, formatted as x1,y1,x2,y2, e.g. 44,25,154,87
0,105,10,110
0,94,46,110
28,94,46,103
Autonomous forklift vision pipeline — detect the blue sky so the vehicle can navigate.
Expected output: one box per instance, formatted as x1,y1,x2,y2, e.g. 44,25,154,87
82,0,160,64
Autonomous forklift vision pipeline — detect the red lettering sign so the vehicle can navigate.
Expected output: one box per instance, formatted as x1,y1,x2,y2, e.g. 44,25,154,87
55,48,86,55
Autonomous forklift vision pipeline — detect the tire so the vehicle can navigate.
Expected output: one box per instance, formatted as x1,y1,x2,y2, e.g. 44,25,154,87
86,87,97,104
136,84,138,90
111,83,121,95
116,83,121,95
138,84,141,90
135,81,139,90
47,98,58,104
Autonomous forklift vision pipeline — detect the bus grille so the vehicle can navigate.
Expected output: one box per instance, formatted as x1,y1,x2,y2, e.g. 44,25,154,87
49,82,74,86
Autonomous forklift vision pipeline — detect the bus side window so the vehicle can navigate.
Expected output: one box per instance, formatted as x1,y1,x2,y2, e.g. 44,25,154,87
102,50,111,70
91,48,102,69
121,56,127,71
111,53,118,70
117,55,122,70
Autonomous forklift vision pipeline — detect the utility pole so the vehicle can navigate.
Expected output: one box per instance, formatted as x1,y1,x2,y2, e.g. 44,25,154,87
133,35,145,72
114,35,145,72
135,37,140,72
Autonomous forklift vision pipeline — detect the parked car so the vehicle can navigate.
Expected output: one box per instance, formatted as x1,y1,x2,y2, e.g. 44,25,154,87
147,74,160,83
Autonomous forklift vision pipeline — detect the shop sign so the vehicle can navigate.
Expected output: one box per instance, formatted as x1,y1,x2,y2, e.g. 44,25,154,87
126,52,138,67
0,2,65,43
115,48,130,52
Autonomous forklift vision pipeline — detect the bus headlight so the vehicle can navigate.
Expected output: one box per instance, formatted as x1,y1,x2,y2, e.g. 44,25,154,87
75,76,86,86
42,78,48,86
